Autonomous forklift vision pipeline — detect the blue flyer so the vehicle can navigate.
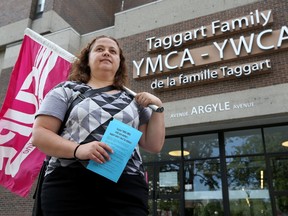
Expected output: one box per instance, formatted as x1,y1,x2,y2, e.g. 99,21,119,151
87,119,142,182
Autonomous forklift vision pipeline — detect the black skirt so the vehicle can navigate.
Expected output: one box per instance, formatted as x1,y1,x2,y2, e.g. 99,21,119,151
41,164,149,216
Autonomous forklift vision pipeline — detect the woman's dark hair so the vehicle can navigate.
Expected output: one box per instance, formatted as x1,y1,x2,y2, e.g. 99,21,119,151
69,35,128,89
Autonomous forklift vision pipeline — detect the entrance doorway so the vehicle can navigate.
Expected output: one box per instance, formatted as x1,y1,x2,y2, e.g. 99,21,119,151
267,155,288,215
141,123,288,215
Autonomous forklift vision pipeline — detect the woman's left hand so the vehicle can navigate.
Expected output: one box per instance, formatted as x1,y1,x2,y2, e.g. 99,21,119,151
134,92,162,108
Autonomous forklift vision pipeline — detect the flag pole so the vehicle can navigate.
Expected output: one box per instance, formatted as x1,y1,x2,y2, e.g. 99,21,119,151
24,28,76,63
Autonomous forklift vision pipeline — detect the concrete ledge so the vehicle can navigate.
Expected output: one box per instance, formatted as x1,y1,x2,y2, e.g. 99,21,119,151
164,83,288,135
114,0,259,38
0,19,31,47
31,11,70,34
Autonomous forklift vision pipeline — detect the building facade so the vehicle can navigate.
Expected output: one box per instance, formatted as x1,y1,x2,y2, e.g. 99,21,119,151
0,0,288,215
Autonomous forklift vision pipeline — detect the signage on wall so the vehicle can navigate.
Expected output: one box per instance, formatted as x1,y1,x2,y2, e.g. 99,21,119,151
170,100,254,118
132,9,288,90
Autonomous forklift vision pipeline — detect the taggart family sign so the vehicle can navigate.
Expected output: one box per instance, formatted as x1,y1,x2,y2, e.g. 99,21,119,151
132,9,288,90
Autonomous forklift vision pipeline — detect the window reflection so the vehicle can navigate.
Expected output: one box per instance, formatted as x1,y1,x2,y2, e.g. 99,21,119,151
275,195,288,215
270,157,288,191
185,159,222,192
184,159,223,215
270,156,288,216
141,137,181,162
264,125,288,153
184,134,219,159
157,199,180,216
157,163,181,195
145,165,154,197
226,156,272,215
143,124,288,215
225,129,263,156
226,156,266,190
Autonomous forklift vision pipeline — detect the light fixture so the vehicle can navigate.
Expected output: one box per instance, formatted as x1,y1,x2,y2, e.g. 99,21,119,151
260,170,264,189
168,150,190,156
282,141,288,147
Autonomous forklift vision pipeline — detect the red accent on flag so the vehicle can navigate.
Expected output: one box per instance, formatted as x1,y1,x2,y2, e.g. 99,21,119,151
0,29,73,197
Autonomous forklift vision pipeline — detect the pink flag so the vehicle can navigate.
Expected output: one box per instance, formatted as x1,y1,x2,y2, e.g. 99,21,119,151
0,28,75,197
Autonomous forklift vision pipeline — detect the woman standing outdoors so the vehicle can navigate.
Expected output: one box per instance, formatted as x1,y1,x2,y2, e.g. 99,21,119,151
31,35,165,215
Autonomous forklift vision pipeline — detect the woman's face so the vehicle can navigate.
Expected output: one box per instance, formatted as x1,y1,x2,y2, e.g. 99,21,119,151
88,37,120,81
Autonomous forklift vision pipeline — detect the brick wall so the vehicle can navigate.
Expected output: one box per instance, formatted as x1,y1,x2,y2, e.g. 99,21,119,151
0,180,36,216
119,0,288,103
0,0,287,215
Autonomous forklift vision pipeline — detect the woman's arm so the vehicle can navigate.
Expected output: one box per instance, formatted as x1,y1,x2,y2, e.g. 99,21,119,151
31,115,113,163
31,115,78,158
138,112,165,153
135,92,165,153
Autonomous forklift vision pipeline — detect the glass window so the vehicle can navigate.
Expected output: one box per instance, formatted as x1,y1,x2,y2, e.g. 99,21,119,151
226,156,272,215
36,0,45,13
269,156,288,191
184,159,223,215
185,199,224,215
141,137,181,162
141,149,159,163
157,163,181,195
225,129,264,156
184,159,222,192
145,165,154,197
183,133,219,159
275,195,288,216
143,124,288,215
264,125,288,153
226,156,267,190
156,198,180,216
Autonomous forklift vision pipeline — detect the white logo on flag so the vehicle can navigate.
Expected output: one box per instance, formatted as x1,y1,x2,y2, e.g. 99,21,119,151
0,46,58,177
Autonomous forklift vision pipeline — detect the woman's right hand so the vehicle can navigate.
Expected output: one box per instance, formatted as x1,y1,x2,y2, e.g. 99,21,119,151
32,115,113,163
74,141,113,164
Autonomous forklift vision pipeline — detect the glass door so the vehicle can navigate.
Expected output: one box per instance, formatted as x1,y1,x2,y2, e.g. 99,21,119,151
267,156,288,215
224,128,273,215
145,162,182,216
142,137,183,215
183,133,223,215
264,125,288,215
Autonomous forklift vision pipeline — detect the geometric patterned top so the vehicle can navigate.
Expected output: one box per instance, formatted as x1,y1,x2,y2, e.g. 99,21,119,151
37,81,152,177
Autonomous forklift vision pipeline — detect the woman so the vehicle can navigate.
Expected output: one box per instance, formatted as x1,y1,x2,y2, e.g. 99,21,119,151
31,35,165,215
